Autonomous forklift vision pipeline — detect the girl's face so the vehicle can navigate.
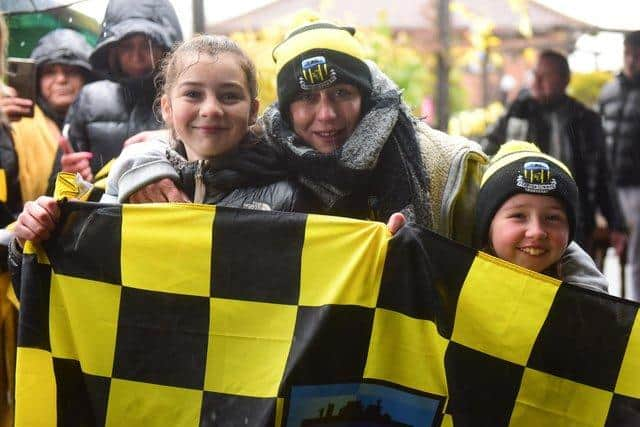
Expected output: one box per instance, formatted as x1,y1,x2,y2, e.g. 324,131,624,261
161,53,258,161
115,34,163,78
488,193,570,273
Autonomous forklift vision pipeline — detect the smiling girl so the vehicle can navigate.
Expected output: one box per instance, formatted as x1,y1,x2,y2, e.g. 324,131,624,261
101,34,319,210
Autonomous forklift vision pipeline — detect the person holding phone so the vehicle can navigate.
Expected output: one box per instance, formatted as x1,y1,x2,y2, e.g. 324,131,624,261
0,29,93,207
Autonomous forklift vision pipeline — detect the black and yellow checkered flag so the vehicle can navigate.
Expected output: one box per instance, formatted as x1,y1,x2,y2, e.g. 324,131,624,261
15,202,640,426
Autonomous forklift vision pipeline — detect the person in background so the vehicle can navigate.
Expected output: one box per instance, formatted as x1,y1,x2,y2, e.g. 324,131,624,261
482,50,627,261
49,0,182,187
599,30,640,301
0,29,93,206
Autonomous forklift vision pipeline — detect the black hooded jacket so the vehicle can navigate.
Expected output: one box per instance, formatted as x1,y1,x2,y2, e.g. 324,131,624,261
48,0,182,187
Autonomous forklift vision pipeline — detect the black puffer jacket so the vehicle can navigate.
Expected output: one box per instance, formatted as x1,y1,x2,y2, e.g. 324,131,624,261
53,0,182,178
598,73,640,187
483,93,626,241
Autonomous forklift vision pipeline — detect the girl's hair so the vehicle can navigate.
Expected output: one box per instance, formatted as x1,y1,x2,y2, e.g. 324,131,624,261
157,34,258,103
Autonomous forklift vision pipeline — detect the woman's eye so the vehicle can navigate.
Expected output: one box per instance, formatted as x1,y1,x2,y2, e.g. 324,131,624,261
334,86,357,99
221,92,241,102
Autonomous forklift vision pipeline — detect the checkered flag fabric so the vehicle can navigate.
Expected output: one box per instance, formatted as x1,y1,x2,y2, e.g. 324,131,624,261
15,201,640,426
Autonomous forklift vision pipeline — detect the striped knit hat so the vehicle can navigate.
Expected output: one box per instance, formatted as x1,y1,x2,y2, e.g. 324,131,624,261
474,140,579,247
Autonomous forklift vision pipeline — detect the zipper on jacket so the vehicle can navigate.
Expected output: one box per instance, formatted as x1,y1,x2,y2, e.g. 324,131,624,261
194,160,205,204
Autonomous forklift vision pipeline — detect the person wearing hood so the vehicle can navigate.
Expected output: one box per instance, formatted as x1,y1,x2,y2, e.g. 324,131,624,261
0,28,93,211
50,0,182,186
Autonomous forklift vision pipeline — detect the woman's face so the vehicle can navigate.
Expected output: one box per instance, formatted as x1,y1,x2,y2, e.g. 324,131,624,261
288,83,362,153
39,63,85,113
115,34,163,78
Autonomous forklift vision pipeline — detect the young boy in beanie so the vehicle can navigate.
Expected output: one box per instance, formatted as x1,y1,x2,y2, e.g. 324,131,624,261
475,141,589,282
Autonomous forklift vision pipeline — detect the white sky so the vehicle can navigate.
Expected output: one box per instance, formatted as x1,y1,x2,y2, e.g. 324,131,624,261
71,0,636,72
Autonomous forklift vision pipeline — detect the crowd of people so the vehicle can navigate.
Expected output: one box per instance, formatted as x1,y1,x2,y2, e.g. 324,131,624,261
0,0,639,421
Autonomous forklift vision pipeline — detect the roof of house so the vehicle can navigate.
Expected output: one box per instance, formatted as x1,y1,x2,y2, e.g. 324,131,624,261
207,0,595,37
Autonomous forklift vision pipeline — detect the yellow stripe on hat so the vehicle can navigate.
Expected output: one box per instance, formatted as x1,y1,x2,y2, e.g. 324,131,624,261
481,141,573,187
273,27,364,74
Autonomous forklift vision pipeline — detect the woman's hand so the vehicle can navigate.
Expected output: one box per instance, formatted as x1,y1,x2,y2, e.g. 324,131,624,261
14,196,60,247
386,212,406,235
128,178,190,203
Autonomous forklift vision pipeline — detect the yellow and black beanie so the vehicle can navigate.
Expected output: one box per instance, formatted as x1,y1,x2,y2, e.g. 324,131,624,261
272,21,372,115
474,141,579,247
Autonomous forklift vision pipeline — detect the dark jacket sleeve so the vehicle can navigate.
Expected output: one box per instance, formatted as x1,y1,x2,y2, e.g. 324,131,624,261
45,147,63,196
290,184,324,214
65,89,91,153
588,113,627,232
481,113,508,156
8,237,23,299
0,125,22,225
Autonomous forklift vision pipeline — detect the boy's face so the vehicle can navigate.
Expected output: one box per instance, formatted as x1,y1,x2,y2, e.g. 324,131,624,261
488,193,570,273
115,34,163,78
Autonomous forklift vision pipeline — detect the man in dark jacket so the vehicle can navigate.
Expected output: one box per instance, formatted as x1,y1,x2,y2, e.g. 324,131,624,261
50,0,182,186
599,31,640,301
483,50,627,260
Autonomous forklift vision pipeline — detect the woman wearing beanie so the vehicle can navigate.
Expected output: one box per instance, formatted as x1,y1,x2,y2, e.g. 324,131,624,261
475,141,609,292
261,21,485,232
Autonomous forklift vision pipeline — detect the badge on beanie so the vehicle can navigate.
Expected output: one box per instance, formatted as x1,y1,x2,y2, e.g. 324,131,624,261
299,56,337,91
516,161,557,193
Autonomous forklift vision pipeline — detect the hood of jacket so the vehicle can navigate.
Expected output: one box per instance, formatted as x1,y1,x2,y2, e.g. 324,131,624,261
31,29,94,77
89,0,182,79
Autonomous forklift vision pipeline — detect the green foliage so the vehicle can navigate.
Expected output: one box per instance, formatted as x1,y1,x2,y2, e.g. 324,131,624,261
568,71,614,108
